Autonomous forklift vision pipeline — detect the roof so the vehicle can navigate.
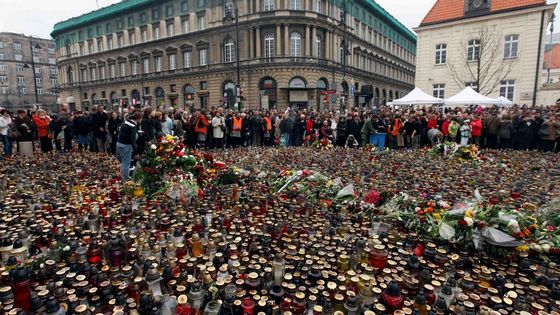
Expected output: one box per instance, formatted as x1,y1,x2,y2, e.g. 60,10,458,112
544,44,560,69
420,0,546,26
364,0,416,42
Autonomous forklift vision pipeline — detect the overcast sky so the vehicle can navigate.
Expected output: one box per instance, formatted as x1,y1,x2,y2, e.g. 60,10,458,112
0,0,559,39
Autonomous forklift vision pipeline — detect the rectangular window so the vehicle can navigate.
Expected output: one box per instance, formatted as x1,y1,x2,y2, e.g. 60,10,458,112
129,32,136,45
16,65,24,72
37,89,43,95
50,78,58,85
88,42,94,53
314,0,321,13
199,49,207,66
96,25,102,36
152,9,160,20
33,56,41,63
264,0,274,11
141,29,148,43
140,12,147,23
290,0,300,10
81,69,87,81
21,87,27,94
183,51,191,68
0,54,3,60
167,23,175,37
0,75,7,82
13,43,22,50
143,58,150,73
110,64,116,78
435,44,447,65
120,63,126,77
166,4,174,16
0,64,5,71
48,58,56,65
117,19,124,30
197,0,205,8
50,67,58,75
36,77,42,85
131,61,138,75
100,66,106,79
182,19,190,33
0,42,3,48
169,54,176,70
17,76,25,83
181,0,189,11
35,67,41,74
107,37,113,50
153,25,160,40
97,39,103,52
118,34,124,48
48,48,55,55
467,39,480,62
504,34,519,58
433,84,445,99
128,16,135,27
198,16,206,31
15,54,23,61
499,80,515,100
91,68,97,81
106,22,112,33
466,82,478,91
155,56,162,72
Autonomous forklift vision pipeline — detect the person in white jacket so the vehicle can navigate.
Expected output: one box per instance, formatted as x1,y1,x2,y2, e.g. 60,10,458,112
0,109,13,157
211,110,226,149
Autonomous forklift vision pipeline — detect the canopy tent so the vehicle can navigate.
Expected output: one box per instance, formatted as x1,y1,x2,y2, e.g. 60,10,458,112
496,96,514,107
444,87,502,106
392,87,444,105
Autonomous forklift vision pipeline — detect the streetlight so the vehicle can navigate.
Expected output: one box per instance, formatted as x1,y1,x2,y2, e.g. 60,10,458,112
547,13,556,84
135,60,145,107
23,38,41,105
224,0,241,109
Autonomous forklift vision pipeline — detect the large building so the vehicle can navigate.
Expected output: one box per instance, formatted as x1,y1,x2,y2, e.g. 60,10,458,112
51,0,416,111
414,0,555,105
0,33,59,111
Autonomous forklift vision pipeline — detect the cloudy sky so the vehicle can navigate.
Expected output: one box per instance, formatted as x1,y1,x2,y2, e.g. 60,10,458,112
0,0,559,39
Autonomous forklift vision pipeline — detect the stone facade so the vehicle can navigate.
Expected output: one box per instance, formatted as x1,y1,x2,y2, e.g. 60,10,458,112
52,0,416,111
0,33,59,112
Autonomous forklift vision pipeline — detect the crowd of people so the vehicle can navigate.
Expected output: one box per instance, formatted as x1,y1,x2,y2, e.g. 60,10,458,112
1,103,559,160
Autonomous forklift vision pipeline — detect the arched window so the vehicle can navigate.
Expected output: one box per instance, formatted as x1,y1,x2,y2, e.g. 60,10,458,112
315,34,322,58
224,38,235,63
290,0,300,10
290,32,301,57
264,33,275,58
263,0,274,11
314,0,322,13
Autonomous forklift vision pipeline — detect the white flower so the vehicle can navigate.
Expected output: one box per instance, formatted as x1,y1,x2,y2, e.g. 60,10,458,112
464,217,474,227
63,245,70,251
507,219,520,233
150,144,157,150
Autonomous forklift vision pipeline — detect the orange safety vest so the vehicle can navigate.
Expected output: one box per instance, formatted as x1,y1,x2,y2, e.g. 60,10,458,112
233,116,243,131
263,117,272,131
390,119,401,136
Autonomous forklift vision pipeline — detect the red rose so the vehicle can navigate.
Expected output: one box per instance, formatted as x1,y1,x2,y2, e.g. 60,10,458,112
477,221,486,229
458,219,467,226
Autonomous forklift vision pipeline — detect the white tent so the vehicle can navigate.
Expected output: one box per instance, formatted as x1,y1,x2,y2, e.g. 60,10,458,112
496,96,514,107
444,87,502,106
392,87,444,105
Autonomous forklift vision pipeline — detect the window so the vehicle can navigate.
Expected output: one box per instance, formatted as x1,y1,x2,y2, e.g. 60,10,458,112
169,54,176,70
224,39,235,62
264,0,274,11
110,64,116,78
152,9,160,20
17,76,25,83
118,34,124,48
131,61,138,75
33,56,41,63
167,23,175,37
100,66,106,79
198,16,206,31
15,54,23,61
466,81,478,91
120,63,126,77
467,39,480,62
141,29,148,43
290,0,300,10
435,44,447,65
97,39,103,52
0,54,3,60
106,22,112,33
0,75,7,83
20,88,27,94
264,33,275,58
504,34,519,58
165,4,174,16
50,67,58,75
37,89,43,95
500,80,515,100
129,32,136,45
50,78,58,85
197,0,205,8
107,37,113,50
16,65,24,72
48,58,56,64
314,0,321,13
143,58,150,73
34,67,41,74
315,34,322,58
153,26,160,40
182,19,190,33
155,56,163,72
128,16,135,27
199,49,207,66
88,42,94,53
181,0,189,11
13,43,22,50
48,48,55,55
0,42,3,48
35,78,42,85
140,12,147,23
0,64,5,71
290,32,301,57
183,51,191,68
433,84,445,99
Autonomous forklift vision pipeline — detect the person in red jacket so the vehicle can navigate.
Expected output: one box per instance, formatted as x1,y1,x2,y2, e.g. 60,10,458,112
193,110,209,148
427,114,439,130
441,117,451,142
470,116,483,146
32,109,52,153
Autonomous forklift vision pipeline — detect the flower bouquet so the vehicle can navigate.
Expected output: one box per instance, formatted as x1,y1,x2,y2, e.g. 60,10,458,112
430,142,480,163
311,138,334,151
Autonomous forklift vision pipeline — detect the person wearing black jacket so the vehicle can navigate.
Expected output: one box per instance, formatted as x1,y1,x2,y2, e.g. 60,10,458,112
347,115,361,145
117,112,142,181
336,116,349,147
251,111,263,147
73,111,91,152
107,112,123,155
90,105,109,152
293,114,306,146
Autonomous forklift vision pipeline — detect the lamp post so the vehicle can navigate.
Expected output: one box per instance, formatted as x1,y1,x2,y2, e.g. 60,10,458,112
547,13,556,84
338,1,351,110
224,0,241,109
23,36,41,105
136,60,145,107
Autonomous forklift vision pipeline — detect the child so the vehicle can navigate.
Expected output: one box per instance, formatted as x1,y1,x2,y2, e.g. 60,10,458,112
345,134,359,148
460,119,472,146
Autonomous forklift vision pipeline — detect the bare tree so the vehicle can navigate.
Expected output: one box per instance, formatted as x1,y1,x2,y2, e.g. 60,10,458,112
447,26,517,95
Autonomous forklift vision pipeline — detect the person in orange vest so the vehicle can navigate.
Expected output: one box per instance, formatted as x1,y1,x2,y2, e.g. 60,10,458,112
262,112,273,146
230,112,243,147
388,116,403,148
193,110,209,148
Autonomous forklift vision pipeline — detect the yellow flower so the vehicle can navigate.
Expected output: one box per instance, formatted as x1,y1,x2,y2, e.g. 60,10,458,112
465,210,473,218
327,180,333,187
432,213,441,220
516,245,529,252
166,135,174,141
